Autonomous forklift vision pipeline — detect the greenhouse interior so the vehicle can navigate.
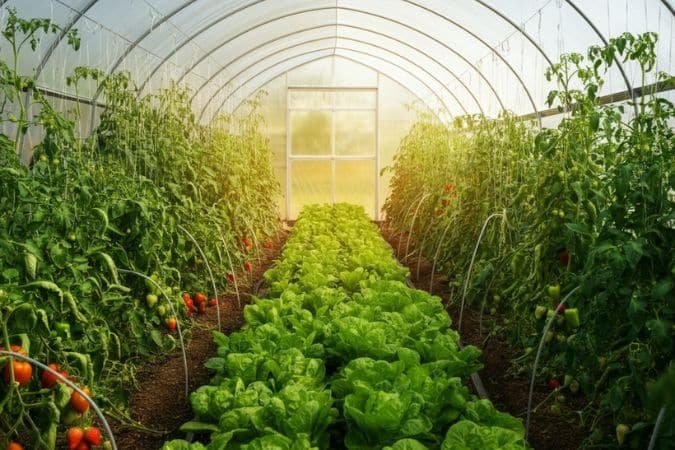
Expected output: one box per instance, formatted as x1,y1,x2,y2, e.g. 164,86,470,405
0,1,673,449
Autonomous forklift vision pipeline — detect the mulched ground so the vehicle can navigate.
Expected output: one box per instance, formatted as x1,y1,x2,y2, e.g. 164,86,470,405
379,223,590,450
107,228,289,449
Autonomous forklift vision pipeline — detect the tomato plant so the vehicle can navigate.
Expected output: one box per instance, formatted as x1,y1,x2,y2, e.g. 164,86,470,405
384,32,674,448
0,9,281,448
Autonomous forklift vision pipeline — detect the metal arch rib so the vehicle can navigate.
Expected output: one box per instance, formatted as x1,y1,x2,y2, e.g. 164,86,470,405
255,7,509,112
188,23,481,115
90,0,198,96
137,0,273,95
200,46,458,123
139,5,506,113
404,0,541,125
212,52,449,124
34,0,98,79
201,47,456,124
661,0,674,16
473,0,555,69
564,0,638,116
195,36,468,122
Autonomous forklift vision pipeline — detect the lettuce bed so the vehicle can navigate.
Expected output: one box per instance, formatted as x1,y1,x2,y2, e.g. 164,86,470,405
163,204,530,450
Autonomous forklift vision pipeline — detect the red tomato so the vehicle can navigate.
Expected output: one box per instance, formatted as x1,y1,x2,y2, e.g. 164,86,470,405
244,262,252,272
559,249,570,266
166,317,177,331
0,345,27,356
547,379,560,390
41,363,64,388
209,298,217,307
84,427,102,445
3,360,32,387
194,292,206,303
66,427,84,449
6,442,23,450
69,386,91,414
226,273,235,283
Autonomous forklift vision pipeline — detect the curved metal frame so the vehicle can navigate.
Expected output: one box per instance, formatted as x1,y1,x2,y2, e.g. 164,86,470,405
564,0,638,116
404,0,541,123
137,1,306,95
473,0,556,69
199,45,456,123
135,5,507,114
661,0,675,16
195,36,466,121
11,0,667,119
35,0,98,79
173,4,529,115
188,23,481,114
93,0,263,102
222,53,447,123
94,0,198,82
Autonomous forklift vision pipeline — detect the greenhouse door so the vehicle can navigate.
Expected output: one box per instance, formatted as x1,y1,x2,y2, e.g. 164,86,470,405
287,88,377,219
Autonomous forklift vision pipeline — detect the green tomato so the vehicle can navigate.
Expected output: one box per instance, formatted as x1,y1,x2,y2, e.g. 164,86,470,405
616,424,630,445
61,408,81,425
534,305,547,320
544,330,555,343
564,308,580,328
146,294,158,308
157,304,168,317
547,284,561,300
39,154,48,162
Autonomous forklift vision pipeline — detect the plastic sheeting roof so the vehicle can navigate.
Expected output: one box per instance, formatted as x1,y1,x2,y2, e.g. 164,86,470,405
1,0,673,123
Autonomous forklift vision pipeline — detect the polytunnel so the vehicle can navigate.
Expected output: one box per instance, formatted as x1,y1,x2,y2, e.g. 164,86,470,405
0,1,673,449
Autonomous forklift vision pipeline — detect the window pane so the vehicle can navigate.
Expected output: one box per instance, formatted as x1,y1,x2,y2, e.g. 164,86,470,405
334,90,376,109
288,91,333,109
290,160,332,219
335,160,375,219
290,111,331,155
335,111,376,156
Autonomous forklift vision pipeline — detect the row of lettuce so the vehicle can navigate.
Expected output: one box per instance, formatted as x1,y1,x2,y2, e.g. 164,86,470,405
163,204,531,450
383,32,674,447
1,10,279,449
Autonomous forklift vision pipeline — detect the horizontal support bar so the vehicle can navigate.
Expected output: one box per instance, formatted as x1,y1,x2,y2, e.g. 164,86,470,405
519,79,675,122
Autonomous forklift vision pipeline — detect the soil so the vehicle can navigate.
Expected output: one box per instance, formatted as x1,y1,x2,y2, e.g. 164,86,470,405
107,228,289,450
379,223,590,450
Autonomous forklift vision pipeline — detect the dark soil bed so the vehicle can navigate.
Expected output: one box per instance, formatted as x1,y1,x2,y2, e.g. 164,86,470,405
379,223,589,450
108,228,289,449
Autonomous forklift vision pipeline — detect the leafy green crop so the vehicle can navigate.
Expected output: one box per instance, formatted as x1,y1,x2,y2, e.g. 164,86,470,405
165,204,529,449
